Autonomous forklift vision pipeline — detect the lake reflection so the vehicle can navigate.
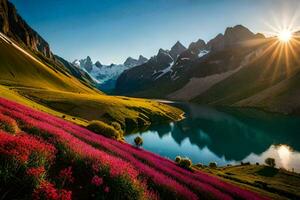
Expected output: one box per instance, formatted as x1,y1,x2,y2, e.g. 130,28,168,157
125,103,300,172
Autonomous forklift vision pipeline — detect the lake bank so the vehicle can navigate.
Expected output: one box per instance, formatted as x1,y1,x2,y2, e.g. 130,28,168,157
125,102,300,172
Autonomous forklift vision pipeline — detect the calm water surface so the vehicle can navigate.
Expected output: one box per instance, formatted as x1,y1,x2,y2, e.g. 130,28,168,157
125,103,300,172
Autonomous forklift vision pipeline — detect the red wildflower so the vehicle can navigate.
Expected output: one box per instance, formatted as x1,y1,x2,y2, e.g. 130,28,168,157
33,181,59,200
91,163,100,173
59,167,74,184
26,166,45,178
91,175,103,186
60,189,72,200
104,186,110,193
0,97,269,200
0,131,56,164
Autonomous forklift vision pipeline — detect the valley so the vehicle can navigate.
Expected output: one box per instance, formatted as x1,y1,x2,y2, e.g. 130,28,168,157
1,0,300,199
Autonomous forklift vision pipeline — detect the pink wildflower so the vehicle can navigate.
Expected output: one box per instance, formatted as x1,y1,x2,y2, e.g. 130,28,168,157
91,175,103,186
60,189,72,200
59,167,74,184
104,186,110,193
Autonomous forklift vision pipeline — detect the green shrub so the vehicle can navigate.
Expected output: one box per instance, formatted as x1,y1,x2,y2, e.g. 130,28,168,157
195,163,204,168
209,162,217,169
175,156,181,163
87,120,121,139
110,122,121,130
179,157,192,169
134,136,143,147
265,157,276,168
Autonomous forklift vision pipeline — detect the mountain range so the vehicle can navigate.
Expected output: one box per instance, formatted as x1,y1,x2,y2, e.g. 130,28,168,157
72,55,148,92
115,25,300,115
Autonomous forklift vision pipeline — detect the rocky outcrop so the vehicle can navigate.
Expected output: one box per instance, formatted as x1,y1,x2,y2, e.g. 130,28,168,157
0,0,52,58
188,39,206,54
207,25,264,51
169,41,187,60
55,55,96,86
124,55,148,68
95,61,102,68
79,56,93,72
156,49,174,65
137,55,148,66
124,57,138,68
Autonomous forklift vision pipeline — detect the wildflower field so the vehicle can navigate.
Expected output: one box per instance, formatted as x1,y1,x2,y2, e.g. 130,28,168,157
0,97,268,200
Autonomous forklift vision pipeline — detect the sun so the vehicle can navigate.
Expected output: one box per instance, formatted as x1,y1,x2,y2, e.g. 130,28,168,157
277,30,293,42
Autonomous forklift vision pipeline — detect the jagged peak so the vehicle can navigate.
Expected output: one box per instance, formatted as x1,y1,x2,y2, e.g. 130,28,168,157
138,55,148,61
86,56,92,61
158,48,169,55
171,41,186,50
188,39,206,51
95,61,102,68
224,24,254,36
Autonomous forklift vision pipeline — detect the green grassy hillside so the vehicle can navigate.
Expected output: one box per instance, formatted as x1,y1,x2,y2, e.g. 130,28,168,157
0,34,98,94
198,165,300,200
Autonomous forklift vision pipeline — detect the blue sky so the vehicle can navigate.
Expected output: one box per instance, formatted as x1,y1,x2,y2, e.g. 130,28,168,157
11,0,300,64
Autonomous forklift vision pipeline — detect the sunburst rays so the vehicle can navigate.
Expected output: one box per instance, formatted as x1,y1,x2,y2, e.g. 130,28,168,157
255,11,300,83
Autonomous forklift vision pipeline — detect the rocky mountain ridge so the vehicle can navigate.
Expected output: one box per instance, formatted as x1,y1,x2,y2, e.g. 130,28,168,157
0,0,52,58
72,55,148,92
115,24,300,114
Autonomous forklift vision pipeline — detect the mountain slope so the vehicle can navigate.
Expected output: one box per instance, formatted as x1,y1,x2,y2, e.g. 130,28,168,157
115,25,300,114
115,41,187,95
192,37,300,114
0,32,97,93
116,26,264,98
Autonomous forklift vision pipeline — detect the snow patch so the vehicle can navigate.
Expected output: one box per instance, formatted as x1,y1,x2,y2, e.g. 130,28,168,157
154,61,174,80
180,58,190,60
198,50,210,58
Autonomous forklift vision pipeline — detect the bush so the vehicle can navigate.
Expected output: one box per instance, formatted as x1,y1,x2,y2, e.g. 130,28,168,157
241,161,250,166
134,136,143,147
179,157,192,169
265,157,276,168
87,120,121,139
111,122,122,131
195,163,204,168
175,156,181,163
209,162,217,169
